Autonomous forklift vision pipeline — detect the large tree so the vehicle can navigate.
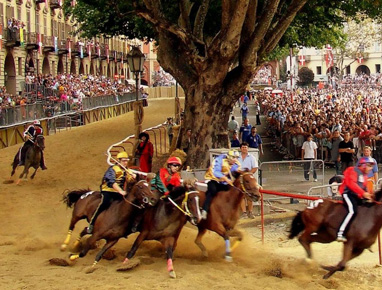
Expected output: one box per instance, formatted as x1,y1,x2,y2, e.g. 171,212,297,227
65,0,382,168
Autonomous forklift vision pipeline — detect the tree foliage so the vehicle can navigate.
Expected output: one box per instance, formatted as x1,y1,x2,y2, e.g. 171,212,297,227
297,67,314,86
64,0,382,167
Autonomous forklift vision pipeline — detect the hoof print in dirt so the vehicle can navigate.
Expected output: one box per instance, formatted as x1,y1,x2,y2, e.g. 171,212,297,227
116,259,141,271
49,258,70,267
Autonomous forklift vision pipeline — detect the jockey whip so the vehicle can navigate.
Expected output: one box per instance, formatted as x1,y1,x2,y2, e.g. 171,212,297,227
105,153,135,175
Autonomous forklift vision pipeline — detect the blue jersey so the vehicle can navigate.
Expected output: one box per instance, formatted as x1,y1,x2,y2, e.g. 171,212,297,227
240,124,252,142
246,133,262,148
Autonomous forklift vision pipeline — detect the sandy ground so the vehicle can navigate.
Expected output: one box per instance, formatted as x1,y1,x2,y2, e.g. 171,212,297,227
1,98,382,290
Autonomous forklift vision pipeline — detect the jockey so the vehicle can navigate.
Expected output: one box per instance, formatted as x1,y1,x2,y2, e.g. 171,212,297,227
87,151,136,234
18,120,47,170
151,156,182,198
201,150,241,219
336,156,374,242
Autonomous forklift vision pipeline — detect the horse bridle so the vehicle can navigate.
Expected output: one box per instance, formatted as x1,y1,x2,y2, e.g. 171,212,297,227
168,190,199,217
123,180,151,209
239,172,262,199
34,135,44,149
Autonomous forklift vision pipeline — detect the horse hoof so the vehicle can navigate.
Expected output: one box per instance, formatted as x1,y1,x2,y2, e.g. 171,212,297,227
69,254,79,261
224,255,233,262
304,258,313,264
49,258,70,267
202,251,208,258
169,270,177,279
60,244,67,251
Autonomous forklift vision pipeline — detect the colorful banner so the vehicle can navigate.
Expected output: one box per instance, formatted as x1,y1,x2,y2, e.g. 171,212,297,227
54,36,58,53
298,55,305,66
67,39,71,59
79,41,84,58
38,33,42,55
325,44,333,68
88,44,91,61
20,28,24,46
106,45,109,64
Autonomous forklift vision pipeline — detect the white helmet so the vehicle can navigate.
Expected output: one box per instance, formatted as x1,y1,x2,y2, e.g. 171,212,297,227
33,120,41,125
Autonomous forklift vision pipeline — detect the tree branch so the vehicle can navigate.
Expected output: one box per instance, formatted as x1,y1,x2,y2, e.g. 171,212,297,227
193,0,211,39
179,0,192,31
260,0,308,55
242,0,258,41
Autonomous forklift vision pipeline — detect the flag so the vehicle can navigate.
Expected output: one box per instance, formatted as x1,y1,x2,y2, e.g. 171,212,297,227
357,54,364,64
298,55,305,66
106,45,109,64
88,44,91,61
79,41,84,58
67,39,71,59
37,33,42,55
0,24,2,50
114,50,117,63
54,36,58,53
97,44,100,57
325,44,333,68
20,28,24,46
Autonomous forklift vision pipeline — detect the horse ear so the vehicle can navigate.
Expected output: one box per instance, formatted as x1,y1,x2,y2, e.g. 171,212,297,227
232,171,240,179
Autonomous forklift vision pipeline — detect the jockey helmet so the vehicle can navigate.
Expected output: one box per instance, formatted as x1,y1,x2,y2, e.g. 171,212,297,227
227,149,239,159
167,156,182,166
117,151,129,160
358,156,375,166
33,120,41,125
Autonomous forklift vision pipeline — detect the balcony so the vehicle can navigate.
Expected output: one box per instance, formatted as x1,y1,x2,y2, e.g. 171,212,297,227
25,32,39,50
4,28,21,48
123,53,128,63
57,39,69,55
90,45,98,59
35,0,45,4
50,0,61,9
99,44,107,60
109,50,116,61
43,35,55,52
72,42,88,58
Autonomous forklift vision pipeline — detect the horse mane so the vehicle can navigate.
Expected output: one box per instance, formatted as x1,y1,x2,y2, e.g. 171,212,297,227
168,186,187,200
375,189,382,202
62,188,92,208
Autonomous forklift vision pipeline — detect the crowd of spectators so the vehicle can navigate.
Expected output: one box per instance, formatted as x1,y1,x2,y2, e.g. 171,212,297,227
258,74,382,169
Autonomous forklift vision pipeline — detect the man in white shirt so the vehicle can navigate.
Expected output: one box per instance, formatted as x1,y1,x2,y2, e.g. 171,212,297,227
238,142,258,218
302,134,318,182
228,115,239,140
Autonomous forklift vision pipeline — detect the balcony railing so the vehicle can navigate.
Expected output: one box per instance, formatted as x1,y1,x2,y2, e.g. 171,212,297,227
25,32,39,50
57,39,69,54
50,0,61,9
4,28,21,48
43,35,55,52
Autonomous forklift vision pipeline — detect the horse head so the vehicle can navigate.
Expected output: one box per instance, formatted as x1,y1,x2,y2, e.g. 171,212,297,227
131,180,157,208
235,172,261,202
182,190,202,225
35,135,45,150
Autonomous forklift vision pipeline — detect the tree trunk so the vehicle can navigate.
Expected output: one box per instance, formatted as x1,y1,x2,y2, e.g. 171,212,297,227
182,85,234,168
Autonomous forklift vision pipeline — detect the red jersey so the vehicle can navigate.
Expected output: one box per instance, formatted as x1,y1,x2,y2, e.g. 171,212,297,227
339,167,367,198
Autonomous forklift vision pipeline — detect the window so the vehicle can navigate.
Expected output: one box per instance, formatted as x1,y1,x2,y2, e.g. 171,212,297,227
26,10,30,33
44,17,47,36
346,66,351,75
376,64,381,74
0,4,3,27
35,11,39,33
316,66,322,75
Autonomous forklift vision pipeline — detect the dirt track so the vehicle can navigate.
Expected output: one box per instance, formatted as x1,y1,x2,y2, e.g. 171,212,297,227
1,98,382,289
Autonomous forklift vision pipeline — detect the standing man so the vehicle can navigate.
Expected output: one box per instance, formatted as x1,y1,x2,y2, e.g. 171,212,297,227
240,102,249,120
246,127,263,156
338,131,355,173
301,134,318,182
228,115,239,140
330,130,343,175
166,117,174,147
254,101,261,125
239,118,252,143
238,142,258,219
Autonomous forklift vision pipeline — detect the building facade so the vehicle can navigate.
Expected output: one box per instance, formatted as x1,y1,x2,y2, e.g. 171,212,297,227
0,0,159,95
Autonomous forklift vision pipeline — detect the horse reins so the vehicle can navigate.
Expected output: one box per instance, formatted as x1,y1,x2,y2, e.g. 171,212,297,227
123,180,149,209
239,172,262,198
167,190,199,217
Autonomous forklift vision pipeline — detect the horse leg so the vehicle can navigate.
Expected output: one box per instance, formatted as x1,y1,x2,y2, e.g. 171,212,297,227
61,215,81,251
30,167,38,179
92,239,119,267
117,232,147,271
227,228,243,252
69,230,98,261
298,230,315,260
195,228,208,258
164,237,176,278
322,245,363,279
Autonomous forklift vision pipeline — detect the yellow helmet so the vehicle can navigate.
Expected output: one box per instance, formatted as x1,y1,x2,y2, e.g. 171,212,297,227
227,150,239,159
117,151,129,159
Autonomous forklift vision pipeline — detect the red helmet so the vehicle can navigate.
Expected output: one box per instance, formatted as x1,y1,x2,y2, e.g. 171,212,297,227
167,156,182,166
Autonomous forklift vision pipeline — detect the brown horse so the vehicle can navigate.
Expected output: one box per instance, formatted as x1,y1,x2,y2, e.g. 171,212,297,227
289,189,382,279
195,172,261,261
65,180,157,268
119,186,201,278
11,135,45,184
61,174,151,251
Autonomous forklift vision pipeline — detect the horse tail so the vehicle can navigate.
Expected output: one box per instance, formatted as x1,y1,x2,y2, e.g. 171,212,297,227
288,211,305,239
62,189,90,208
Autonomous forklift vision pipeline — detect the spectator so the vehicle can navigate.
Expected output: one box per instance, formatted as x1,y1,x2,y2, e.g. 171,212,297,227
246,126,263,156
239,118,252,143
228,115,239,140
240,102,249,120
135,132,154,173
338,131,355,172
330,130,343,175
238,142,258,219
182,128,192,154
301,134,318,182
230,131,240,148
357,146,378,184
166,117,174,147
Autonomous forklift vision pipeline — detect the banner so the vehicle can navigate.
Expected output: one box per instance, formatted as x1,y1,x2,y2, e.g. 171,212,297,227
79,41,84,58
106,45,109,64
67,39,71,59
88,44,91,61
20,28,24,47
298,55,305,66
0,24,2,50
54,36,58,53
37,33,42,55
325,44,333,68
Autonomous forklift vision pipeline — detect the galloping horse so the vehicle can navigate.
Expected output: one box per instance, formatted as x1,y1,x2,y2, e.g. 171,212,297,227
60,174,149,251
289,189,382,279
120,186,201,278
11,135,45,184
65,180,156,268
195,172,261,261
